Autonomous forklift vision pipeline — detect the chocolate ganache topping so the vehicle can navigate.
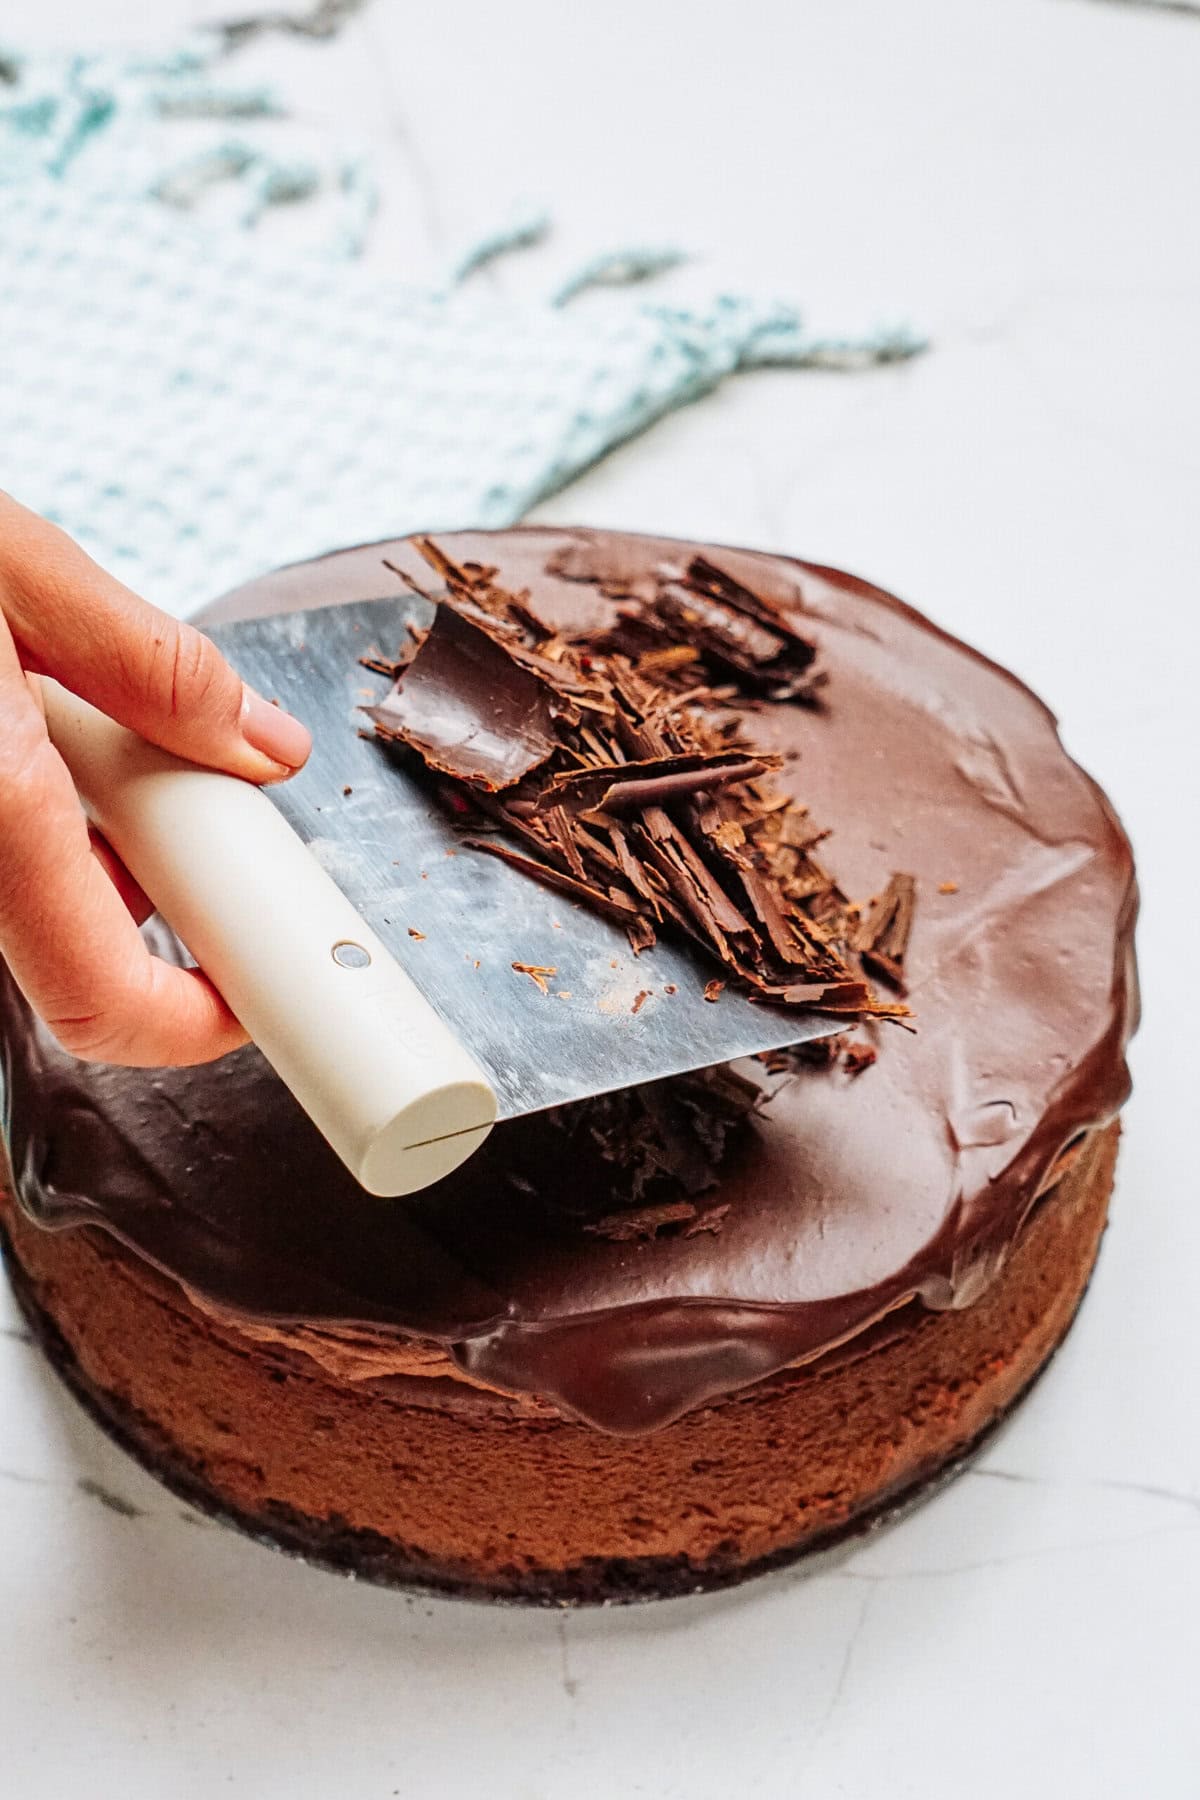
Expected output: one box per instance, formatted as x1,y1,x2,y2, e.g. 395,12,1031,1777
0,530,1138,1435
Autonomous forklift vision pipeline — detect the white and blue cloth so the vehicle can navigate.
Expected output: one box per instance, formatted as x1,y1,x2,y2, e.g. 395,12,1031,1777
0,31,924,618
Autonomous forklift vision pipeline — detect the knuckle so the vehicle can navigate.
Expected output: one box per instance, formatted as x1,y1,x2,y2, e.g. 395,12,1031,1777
149,623,235,724
46,955,157,1064
49,1010,132,1063
0,722,67,819
48,985,148,1064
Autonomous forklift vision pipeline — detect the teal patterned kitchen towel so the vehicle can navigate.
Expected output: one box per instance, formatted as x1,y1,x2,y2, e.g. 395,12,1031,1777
0,31,924,618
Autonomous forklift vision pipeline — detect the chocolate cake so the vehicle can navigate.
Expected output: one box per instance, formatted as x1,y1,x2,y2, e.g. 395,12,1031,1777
0,528,1138,1604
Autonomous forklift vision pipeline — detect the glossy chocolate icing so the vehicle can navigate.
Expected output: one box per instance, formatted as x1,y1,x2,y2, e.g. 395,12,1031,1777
0,530,1139,1435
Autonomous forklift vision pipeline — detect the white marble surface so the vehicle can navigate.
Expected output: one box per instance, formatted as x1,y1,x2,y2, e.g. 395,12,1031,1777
3,1,1199,1794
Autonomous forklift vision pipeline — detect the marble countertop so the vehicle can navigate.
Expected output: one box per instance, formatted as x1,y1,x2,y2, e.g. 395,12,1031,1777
2,1,1198,1794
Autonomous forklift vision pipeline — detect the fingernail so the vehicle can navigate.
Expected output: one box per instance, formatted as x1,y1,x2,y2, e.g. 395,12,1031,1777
240,687,312,773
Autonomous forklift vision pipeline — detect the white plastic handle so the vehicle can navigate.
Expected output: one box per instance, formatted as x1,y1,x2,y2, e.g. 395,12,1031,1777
41,682,497,1197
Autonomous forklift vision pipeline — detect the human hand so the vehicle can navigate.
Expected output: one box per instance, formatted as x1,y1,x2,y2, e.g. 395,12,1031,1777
0,492,311,1066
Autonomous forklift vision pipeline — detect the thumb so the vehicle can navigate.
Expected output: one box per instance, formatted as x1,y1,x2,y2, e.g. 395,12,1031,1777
0,495,311,783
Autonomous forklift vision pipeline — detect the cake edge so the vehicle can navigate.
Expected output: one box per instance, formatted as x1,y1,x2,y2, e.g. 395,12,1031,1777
0,1122,1118,1607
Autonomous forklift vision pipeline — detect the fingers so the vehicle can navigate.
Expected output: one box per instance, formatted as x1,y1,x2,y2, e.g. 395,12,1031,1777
27,670,153,923
0,611,248,1066
0,493,310,784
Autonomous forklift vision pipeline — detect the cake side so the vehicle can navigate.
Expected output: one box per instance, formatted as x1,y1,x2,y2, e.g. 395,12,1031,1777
0,1122,1117,1603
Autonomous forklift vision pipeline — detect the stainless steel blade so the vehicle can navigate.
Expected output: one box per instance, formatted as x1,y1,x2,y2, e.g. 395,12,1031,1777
207,596,838,1119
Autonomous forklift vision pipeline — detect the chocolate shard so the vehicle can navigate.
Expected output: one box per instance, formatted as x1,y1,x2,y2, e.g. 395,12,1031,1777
653,583,789,671
533,752,777,818
363,540,916,1024
684,1202,731,1237
756,1034,879,1078
512,962,557,994
625,915,658,955
583,1200,699,1242
852,872,917,993
529,1061,762,1224
367,604,558,790
461,838,643,925
842,1040,878,1076
781,987,907,1020
547,541,819,700
683,554,813,647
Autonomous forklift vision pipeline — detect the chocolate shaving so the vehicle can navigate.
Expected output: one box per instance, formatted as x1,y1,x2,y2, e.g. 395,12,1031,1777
549,544,822,702
462,838,642,927
651,582,789,675
684,1202,731,1237
584,1200,698,1242
534,752,776,817
756,1034,878,1077
852,872,917,994
512,962,556,994
362,539,917,1024
522,1062,763,1229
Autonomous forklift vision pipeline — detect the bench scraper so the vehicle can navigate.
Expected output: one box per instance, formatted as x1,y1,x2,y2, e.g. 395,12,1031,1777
43,594,839,1198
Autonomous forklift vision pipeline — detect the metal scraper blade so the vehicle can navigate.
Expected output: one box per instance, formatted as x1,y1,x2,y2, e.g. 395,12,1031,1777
207,595,839,1119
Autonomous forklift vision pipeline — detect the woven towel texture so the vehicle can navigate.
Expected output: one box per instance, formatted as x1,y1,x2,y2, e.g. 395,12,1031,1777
0,31,922,617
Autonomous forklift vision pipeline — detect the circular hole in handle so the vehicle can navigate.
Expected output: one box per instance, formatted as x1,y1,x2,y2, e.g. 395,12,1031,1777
332,940,372,970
